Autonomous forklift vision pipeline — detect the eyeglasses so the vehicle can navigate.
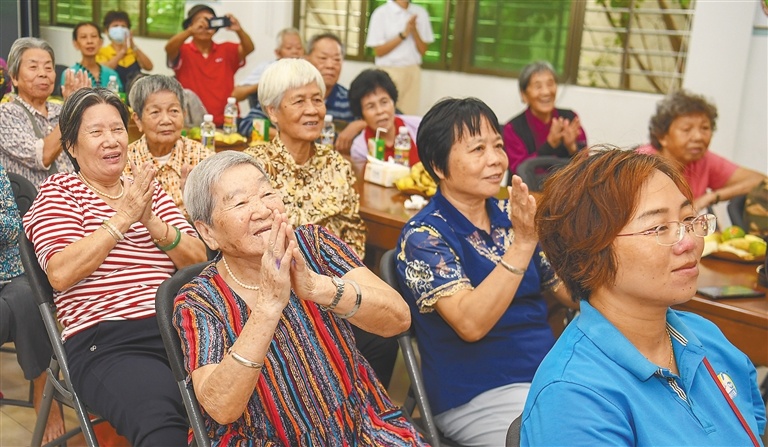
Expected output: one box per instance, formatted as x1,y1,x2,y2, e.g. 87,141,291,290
616,213,717,246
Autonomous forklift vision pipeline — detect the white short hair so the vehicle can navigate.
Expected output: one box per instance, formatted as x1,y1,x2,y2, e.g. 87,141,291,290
258,58,325,111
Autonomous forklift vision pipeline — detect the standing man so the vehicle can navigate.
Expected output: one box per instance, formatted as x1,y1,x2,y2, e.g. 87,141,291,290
366,0,434,115
235,28,306,137
165,4,254,127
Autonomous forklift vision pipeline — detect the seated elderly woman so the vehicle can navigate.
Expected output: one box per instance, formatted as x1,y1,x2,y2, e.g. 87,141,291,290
243,59,399,388
126,74,214,219
63,22,123,93
524,148,766,445
637,90,765,211
348,69,421,169
0,162,65,442
23,88,207,445
503,61,587,175
395,97,574,446
174,150,426,446
0,37,88,186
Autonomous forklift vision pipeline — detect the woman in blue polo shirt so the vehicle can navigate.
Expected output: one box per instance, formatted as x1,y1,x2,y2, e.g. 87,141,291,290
528,148,765,446
395,97,575,446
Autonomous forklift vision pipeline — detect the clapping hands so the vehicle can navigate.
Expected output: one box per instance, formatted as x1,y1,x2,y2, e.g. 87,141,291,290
546,116,581,154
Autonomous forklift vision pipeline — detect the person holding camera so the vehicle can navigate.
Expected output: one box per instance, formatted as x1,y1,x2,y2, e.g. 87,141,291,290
165,4,254,127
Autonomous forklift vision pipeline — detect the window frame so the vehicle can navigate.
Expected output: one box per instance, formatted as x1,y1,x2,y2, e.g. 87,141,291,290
39,0,183,39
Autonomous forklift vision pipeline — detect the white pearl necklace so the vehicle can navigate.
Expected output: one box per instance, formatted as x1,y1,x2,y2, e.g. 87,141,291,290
221,256,260,291
78,172,124,200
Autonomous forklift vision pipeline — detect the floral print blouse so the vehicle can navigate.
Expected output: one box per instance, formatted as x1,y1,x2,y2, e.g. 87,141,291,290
244,136,366,258
0,163,22,281
125,135,214,219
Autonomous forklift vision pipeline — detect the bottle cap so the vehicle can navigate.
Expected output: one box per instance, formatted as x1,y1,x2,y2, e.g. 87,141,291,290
324,114,333,122
399,126,407,134
203,114,213,122
227,97,236,104
109,75,117,81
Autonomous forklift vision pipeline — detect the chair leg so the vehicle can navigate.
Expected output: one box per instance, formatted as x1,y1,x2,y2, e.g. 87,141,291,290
30,361,57,447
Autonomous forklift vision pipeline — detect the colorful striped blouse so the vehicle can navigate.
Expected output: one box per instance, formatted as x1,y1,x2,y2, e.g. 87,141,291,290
174,225,426,446
23,172,197,340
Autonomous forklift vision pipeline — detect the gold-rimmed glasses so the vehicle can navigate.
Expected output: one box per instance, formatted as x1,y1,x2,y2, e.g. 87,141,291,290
616,213,717,246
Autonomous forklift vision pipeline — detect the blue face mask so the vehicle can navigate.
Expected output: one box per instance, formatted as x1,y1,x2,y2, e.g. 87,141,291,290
108,26,128,43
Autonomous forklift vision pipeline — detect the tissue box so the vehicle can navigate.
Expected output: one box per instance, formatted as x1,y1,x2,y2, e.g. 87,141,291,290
364,159,410,187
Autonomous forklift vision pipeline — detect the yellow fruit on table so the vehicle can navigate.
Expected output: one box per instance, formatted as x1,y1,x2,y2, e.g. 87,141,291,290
720,225,746,242
703,233,720,243
722,238,751,251
749,239,767,257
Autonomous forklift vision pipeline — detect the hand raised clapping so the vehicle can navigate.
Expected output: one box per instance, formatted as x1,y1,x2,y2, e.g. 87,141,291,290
507,175,537,246
117,161,156,226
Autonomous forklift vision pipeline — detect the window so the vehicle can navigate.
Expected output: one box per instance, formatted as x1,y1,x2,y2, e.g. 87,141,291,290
38,0,185,38
577,0,695,93
294,0,696,93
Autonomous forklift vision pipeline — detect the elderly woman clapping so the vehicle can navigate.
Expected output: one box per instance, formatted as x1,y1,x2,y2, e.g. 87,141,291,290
0,37,89,186
174,151,426,445
127,74,214,218
23,88,207,445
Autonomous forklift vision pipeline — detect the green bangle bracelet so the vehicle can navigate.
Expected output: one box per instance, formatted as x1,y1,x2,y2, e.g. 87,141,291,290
156,226,181,251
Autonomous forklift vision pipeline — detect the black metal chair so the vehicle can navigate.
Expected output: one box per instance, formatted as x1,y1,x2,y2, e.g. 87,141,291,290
379,249,463,447
727,194,747,229
505,415,522,447
19,233,106,447
514,156,570,192
8,171,38,217
155,262,213,447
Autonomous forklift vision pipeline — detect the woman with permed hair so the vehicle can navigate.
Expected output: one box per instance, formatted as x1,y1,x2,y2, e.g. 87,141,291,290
637,90,764,211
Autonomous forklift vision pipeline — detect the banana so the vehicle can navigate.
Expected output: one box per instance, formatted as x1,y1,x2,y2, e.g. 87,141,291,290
722,238,751,251
716,243,754,260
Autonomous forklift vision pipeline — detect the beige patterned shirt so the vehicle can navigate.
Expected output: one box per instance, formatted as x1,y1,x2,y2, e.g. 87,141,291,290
245,136,366,258
125,135,214,219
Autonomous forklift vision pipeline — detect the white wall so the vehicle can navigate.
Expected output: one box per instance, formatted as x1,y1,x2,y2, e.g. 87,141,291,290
40,0,766,172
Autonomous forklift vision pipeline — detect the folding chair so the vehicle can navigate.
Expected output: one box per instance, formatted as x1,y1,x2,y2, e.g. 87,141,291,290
155,262,212,447
18,233,106,447
0,172,38,409
379,249,463,447
514,156,570,192
505,415,522,447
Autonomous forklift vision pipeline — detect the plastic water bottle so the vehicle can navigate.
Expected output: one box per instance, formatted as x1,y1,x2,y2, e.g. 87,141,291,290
320,114,335,148
394,126,411,166
201,114,216,151
106,75,119,94
223,97,238,135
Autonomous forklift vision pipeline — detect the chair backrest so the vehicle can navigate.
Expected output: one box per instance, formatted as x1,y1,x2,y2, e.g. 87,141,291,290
380,249,445,447
727,194,747,229
18,233,102,446
156,262,212,447
8,171,38,217
505,415,522,447
514,156,570,192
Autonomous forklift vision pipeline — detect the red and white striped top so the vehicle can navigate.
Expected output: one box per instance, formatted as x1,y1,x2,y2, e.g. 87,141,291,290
23,173,197,341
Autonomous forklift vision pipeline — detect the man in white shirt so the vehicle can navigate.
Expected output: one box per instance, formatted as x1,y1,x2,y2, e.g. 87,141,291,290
232,28,304,105
366,0,434,115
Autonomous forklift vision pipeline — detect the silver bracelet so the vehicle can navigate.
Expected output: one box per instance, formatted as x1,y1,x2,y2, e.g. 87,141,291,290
499,259,525,276
319,276,345,311
339,279,362,319
227,347,262,369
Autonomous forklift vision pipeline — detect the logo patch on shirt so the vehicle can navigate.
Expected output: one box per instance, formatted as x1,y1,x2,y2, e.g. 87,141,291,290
717,372,737,399
215,57,224,63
